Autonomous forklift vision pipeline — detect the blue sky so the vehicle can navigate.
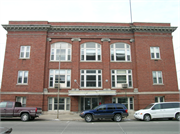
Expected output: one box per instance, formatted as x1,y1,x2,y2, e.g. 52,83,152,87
0,0,179,88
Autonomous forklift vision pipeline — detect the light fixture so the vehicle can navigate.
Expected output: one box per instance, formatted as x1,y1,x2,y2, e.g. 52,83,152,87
105,79,108,82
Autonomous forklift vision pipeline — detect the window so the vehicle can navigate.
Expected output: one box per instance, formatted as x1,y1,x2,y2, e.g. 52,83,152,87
20,46,30,59
150,47,160,59
81,42,101,61
0,102,7,108
48,97,70,111
98,105,106,110
111,43,131,61
107,104,115,110
50,42,71,61
155,96,164,103
111,70,133,88
152,71,163,84
152,104,161,110
49,69,71,88
16,97,26,107
113,97,134,110
17,71,28,84
81,70,102,88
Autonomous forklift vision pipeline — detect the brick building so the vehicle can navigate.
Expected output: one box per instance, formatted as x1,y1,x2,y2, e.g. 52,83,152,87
1,21,179,113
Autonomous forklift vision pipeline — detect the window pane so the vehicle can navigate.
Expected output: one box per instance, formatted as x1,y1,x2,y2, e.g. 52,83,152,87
116,43,124,48
86,49,96,60
116,50,125,60
86,75,96,87
117,75,126,83
86,43,95,48
117,70,126,74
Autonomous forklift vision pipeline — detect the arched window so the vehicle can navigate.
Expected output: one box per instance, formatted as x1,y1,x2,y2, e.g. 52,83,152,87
50,42,71,61
81,42,101,61
110,43,131,61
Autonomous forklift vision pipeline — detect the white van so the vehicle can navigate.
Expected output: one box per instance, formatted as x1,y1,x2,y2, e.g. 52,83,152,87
134,102,180,121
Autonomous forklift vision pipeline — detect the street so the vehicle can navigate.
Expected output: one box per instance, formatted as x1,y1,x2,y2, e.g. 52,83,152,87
0,119,180,134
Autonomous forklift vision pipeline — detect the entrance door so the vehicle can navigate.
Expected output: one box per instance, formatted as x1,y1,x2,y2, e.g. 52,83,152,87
81,97,100,111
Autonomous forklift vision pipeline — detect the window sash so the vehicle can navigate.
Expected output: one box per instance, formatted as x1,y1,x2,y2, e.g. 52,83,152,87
17,71,28,84
150,47,160,59
152,71,163,84
50,43,71,61
20,46,30,58
81,70,102,88
49,69,71,88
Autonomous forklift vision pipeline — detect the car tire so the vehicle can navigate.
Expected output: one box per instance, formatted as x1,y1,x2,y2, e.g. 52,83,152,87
85,114,93,122
175,113,180,121
114,114,122,122
144,114,151,121
21,113,29,122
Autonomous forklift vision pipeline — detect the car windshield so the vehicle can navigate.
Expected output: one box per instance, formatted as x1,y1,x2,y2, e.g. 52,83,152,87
144,104,154,109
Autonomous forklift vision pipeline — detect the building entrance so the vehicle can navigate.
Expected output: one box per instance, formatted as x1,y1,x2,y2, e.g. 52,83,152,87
80,97,101,111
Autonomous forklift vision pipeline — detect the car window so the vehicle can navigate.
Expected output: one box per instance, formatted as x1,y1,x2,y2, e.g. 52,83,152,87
7,102,13,108
0,102,7,108
172,103,180,108
152,104,161,110
15,102,22,107
116,104,124,109
162,103,174,109
107,104,115,110
98,105,106,110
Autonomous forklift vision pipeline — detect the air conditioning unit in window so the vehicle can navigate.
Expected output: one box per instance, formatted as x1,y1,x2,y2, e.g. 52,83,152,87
122,84,128,88
117,84,122,88
54,83,60,88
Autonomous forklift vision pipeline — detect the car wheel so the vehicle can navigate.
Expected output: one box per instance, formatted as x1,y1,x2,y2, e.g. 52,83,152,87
175,113,180,121
85,114,93,122
144,114,151,121
114,114,122,122
21,113,29,122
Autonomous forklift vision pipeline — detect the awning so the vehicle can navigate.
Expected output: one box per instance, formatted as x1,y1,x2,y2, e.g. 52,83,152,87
68,90,116,96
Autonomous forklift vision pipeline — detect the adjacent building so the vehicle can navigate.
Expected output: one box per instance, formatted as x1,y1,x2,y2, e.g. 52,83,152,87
1,21,179,113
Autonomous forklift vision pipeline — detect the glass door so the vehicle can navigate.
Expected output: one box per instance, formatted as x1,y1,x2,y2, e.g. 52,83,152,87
81,97,100,111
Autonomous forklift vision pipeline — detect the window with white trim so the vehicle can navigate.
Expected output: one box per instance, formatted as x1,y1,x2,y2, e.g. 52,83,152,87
17,71,28,84
81,42,101,61
155,96,164,103
110,43,131,61
20,46,30,59
50,42,71,61
150,47,160,59
49,69,71,88
112,97,134,110
152,71,163,84
48,97,70,111
81,70,102,88
111,70,133,88
16,97,26,107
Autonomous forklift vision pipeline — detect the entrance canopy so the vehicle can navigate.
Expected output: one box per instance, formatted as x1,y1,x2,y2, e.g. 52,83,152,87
68,90,116,96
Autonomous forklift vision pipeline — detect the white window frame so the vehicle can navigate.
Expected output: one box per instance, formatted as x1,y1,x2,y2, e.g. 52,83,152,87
80,42,101,61
112,97,134,110
16,97,26,107
20,46,31,59
152,71,163,84
50,42,71,61
17,71,28,84
48,97,70,111
110,43,131,62
80,70,102,88
150,47,160,59
49,69,71,88
111,70,133,88
155,96,164,103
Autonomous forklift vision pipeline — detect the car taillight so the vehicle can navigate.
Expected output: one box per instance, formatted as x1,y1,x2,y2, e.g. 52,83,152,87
35,108,37,113
125,109,128,113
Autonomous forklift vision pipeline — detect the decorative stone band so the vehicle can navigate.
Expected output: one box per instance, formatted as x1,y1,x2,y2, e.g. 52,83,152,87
2,24,177,33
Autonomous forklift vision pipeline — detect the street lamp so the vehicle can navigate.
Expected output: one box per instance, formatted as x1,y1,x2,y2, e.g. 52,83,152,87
57,45,61,119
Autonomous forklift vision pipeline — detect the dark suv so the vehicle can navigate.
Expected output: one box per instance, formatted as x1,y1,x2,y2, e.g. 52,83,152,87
79,103,128,122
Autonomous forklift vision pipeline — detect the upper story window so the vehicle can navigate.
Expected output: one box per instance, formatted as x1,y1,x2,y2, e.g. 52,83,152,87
150,47,160,59
81,42,101,61
49,69,71,88
81,70,102,88
111,43,131,62
17,71,28,84
152,71,163,84
20,46,30,59
111,70,133,88
50,42,71,61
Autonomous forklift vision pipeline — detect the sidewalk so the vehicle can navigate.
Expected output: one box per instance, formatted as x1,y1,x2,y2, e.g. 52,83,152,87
39,112,135,121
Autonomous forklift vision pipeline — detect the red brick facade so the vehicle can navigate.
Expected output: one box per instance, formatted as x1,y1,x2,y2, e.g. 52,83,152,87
1,21,179,112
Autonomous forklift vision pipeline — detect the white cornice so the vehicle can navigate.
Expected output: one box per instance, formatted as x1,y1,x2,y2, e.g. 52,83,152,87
2,24,177,33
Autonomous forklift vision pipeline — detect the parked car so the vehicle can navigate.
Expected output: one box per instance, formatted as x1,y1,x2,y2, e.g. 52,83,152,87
134,102,180,121
79,103,128,122
0,101,42,121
